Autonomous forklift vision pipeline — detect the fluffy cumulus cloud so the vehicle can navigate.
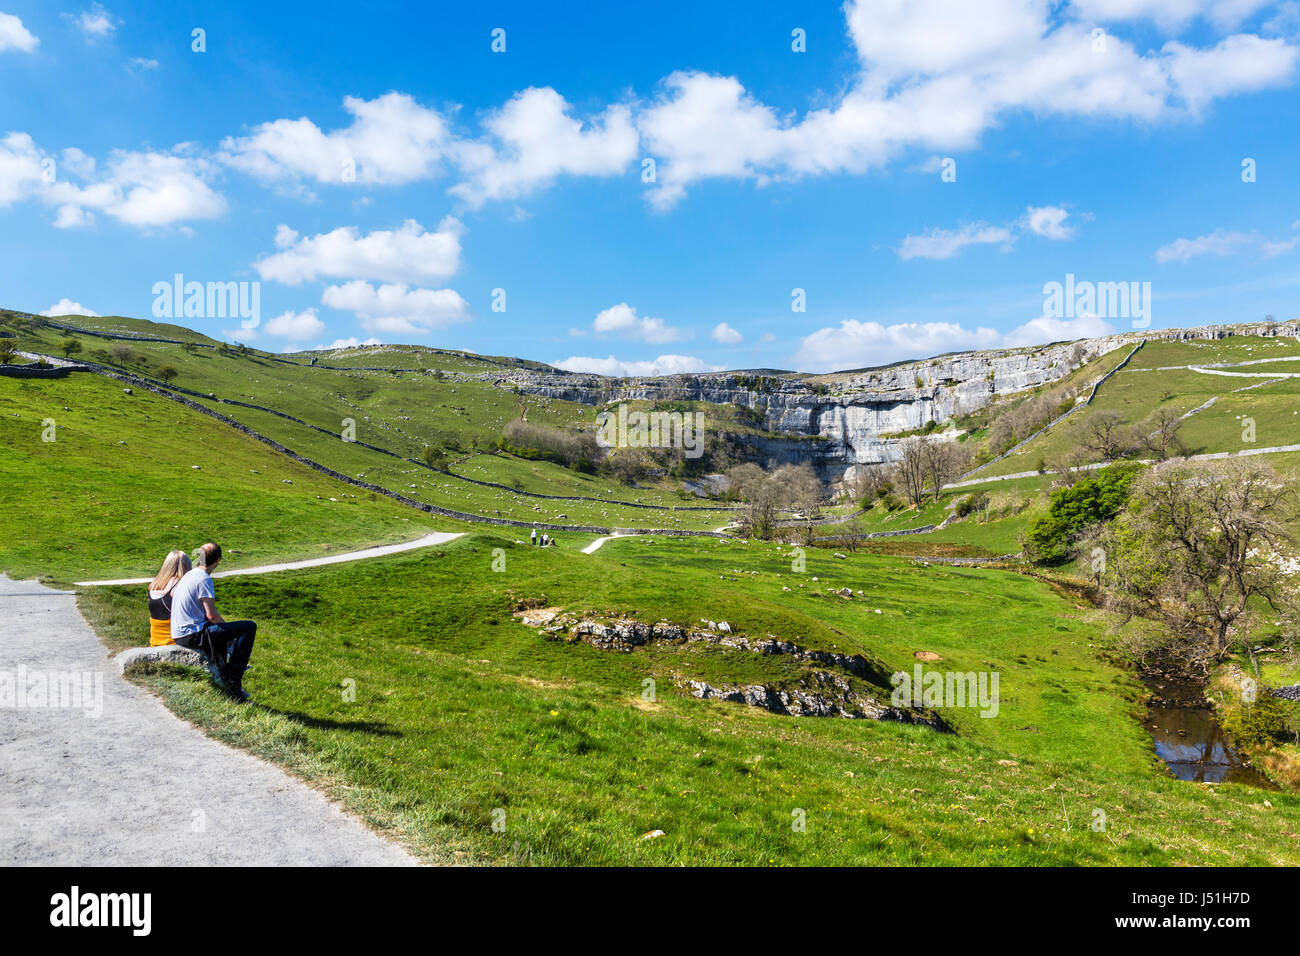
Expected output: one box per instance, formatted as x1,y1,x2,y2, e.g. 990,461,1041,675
264,308,325,340
254,217,463,285
41,298,98,316
589,302,684,344
1022,205,1076,239
553,354,722,377
1155,227,1300,261
711,322,743,344
450,87,638,206
1068,0,1274,30
0,12,39,52
321,281,470,335
0,132,226,228
792,313,1118,372
219,88,636,205
220,92,454,188
636,0,1299,207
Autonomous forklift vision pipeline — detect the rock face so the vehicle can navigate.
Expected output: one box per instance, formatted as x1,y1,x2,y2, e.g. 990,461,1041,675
504,321,1299,480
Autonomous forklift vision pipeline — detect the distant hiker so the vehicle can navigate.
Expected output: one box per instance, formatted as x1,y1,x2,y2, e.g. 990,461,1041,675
171,543,257,702
530,528,537,546
541,533,549,547
147,550,191,646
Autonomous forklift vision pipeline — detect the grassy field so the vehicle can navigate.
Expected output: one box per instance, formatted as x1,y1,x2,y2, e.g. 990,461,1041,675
0,375,448,583
8,314,742,529
978,338,1300,478
76,533,1300,865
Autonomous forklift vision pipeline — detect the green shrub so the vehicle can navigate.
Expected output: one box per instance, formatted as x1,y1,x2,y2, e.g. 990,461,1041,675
1221,693,1293,748
1023,463,1142,564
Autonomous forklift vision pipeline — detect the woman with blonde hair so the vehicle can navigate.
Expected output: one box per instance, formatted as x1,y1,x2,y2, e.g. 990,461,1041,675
147,550,192,646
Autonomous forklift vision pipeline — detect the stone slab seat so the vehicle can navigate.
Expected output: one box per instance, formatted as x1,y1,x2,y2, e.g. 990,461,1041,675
115,643,208,676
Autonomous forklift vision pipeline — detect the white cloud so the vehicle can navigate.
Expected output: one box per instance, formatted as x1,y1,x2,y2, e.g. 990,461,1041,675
712,322,743,344
1155,227,1300,262
899,204,1078,259
317,336,383,351
847,0,1050,75
127,56,159,72
450,87,638,206
1022,205,1076,239
637,1,1299,207
794,320,1004,370
1068,0,1274,31
0,132,225,228
590,302,684,344
792,313,1117,372
41,298,98,317
64,3,118,41
897,223,1015,260
0,12,39,52
321,280,470,335
1002,314,1116,346
220,92,453,188
264,308,325,340
255,217,463,285
554,354,723,377
1164,34,1300,111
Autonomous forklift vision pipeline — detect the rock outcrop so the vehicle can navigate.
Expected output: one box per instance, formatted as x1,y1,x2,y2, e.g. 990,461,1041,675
503,321,1300,480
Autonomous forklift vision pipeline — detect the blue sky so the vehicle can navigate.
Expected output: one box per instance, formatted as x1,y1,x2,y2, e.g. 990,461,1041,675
2,0,1299,373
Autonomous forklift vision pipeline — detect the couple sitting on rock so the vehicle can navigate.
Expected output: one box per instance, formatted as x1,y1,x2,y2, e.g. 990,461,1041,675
147,543,257,702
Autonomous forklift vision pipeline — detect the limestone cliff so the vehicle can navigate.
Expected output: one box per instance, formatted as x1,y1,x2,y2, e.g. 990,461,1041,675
503,321,1299,480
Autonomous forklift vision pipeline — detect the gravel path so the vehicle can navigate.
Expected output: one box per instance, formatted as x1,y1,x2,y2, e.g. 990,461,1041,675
0,574,417,865
75,531,464,586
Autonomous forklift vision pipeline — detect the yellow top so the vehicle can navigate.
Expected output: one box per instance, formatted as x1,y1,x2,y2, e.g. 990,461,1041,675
149,617,174,647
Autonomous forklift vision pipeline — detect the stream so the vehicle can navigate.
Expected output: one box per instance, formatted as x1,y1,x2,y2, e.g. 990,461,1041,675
1141,673,1275,788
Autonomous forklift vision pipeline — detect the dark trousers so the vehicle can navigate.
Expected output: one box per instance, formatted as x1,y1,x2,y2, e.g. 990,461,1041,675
178,620,256,687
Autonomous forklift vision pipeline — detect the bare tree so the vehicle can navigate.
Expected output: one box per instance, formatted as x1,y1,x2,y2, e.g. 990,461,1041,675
1077,410,1136,462
839,514,867,553
920,438,969,502
892,437,929,509
1142,406,1184,461
1100,460,1299,667
774,463,823,544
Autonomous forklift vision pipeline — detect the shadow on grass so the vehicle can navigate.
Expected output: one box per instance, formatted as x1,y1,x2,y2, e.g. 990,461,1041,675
257,706,402,737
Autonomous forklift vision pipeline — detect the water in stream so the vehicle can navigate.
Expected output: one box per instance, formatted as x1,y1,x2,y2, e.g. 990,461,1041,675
1141,673,1275,788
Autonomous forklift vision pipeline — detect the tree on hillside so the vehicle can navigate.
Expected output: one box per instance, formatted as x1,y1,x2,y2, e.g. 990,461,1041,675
1142,406,1185,461
0,339,16,364
920,438,969,502
774,463,823,544
422,446,448,470
892,437,929,509
842,463,891,505
109,344,135,365
157,365,179,384
59,337,82,358
1100,460,1299,668
1023,463,1143,565
1076,410,1137,462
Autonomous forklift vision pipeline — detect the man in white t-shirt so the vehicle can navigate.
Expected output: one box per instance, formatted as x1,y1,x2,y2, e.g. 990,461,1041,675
171,542,257,702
